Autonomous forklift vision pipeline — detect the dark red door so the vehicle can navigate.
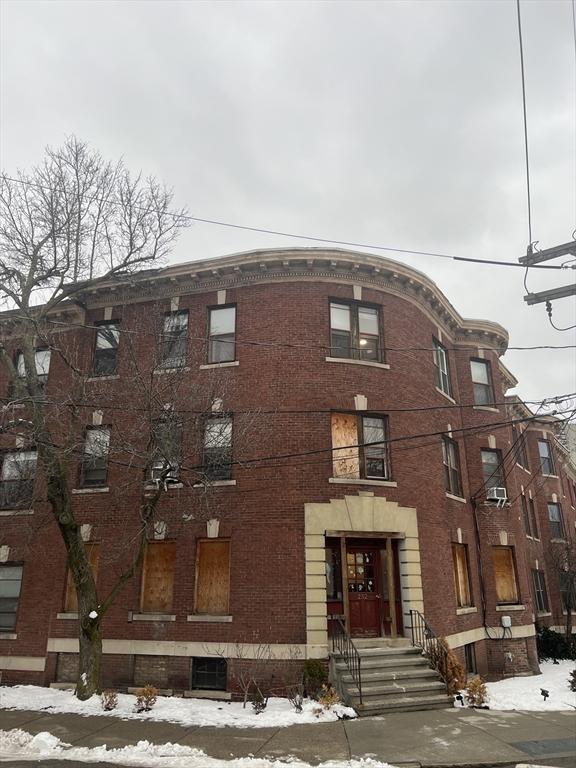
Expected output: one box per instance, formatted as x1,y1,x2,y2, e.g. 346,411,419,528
347,547,382,637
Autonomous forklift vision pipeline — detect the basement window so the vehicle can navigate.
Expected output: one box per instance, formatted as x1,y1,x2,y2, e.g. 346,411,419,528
191,657,227,691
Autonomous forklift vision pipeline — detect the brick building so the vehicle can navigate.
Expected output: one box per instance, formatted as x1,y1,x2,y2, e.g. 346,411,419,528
1,248,575,697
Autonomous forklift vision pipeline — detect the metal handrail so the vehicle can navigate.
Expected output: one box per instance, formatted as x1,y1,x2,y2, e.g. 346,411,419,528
331,618,362,705
410,609,449,689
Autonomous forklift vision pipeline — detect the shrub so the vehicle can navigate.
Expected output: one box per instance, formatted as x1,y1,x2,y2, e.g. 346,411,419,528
286,682,305,713
569,669,576,693
465,676,488,708
303,659,327,699
317,683,340,710
100,690,118,711
536,625,576,661
134,684,158,713
250,685,268,714
445,645,467,696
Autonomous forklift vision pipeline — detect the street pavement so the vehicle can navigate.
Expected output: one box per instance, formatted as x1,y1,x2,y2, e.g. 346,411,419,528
0,706,575,766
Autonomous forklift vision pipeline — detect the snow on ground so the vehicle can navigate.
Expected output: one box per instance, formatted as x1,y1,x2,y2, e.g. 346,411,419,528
483,660,576,711
0,728,388,768
0,685,356,728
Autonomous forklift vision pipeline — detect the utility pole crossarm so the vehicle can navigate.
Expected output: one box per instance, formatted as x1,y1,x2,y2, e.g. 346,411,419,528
519,241,576,266
524,283,576,306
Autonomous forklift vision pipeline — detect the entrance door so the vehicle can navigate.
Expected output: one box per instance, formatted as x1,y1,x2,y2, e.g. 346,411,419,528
347,547,382,637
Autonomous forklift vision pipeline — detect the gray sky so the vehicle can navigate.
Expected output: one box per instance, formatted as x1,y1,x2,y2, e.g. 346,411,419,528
1,0,575,406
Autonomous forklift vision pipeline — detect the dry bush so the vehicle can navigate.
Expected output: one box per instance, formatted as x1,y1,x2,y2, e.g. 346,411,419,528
445,645,467,695
134,684,158,712
286,682,305,713
569,669,576,693
100,690,118,711
317,683,340,710
465,676,488,708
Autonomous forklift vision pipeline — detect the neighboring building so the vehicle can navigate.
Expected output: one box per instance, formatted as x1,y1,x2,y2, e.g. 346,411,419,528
1,248,574,697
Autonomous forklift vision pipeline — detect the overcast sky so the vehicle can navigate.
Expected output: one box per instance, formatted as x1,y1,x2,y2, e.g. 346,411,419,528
1,0,575,406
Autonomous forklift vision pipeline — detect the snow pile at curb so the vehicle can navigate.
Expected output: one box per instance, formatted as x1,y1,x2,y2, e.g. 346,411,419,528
0,685,356,728
0,728,389,768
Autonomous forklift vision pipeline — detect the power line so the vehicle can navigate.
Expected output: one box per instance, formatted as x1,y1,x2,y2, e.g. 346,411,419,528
0,173,566,272
9,313,576,354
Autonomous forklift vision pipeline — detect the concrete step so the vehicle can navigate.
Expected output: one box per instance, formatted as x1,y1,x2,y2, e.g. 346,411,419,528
353,647,422,658
335,656,431,672
351,637,412,649
339,667,439,684
355,693,453,716
345,680,447,702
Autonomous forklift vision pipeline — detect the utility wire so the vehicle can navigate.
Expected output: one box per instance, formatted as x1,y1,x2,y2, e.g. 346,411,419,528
8,313,576,354
0,173,566,272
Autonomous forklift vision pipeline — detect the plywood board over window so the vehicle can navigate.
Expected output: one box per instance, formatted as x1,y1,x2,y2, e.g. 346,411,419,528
64,544,100,612
331,413,359,478
492,546,518,605
195,539,230,615
141,541,176,613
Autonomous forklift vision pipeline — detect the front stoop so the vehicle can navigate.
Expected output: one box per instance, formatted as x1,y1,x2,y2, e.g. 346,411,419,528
331,639,453,716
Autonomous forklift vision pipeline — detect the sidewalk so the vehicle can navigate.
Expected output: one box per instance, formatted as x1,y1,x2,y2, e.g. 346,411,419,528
1,706,575,766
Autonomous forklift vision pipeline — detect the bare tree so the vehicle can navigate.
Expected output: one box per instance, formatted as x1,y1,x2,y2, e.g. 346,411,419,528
548,539,576,640
0,138,188,699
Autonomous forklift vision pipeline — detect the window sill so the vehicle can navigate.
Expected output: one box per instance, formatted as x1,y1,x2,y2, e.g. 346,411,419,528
329,477,397,488
536,611,552,618
56,612,78,620
496,604,526,612
551,538,568,544
446,493,467,504
435,387,456,404
473,405,499,413
516,464,531,474
199,361,239,370
153,366,190,375
184,689,232,700
72,487,109,494
193,479,236,488
325,357,390,370
0,509,34,516
130,613,176,622
525,535,541,542
456,607,477,616
145,483,184,490
0,632,17,640
86,375,120,382
541,474,559,479
6,403,25,410
187,614,233,623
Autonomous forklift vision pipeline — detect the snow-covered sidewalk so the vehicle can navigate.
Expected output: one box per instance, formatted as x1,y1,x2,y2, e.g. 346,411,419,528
0,729,389,768
0,684,355,728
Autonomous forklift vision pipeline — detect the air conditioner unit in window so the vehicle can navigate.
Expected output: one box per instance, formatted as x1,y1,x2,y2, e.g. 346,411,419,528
487,487,508,502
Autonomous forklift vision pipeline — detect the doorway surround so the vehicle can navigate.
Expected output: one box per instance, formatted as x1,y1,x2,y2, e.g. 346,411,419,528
304,493,423,653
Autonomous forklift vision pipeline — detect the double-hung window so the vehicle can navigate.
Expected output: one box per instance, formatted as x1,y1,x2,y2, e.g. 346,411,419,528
512,425,529,469
16,349,51,391
195,539,231,615
547,502,566,540
150,413,182,484
481,449,506,494
208,306,236,364
159,311,188,368
470,359,494,406
331,413,391,481
92,322,120,376
329,301,382,362
140,541,177,613
80,427,111,487
433,339,452,397
452,544,473,608
0,450,37,510
532,569,549,613
538,440,555,475
442,436,462,497
521,495,539,538
203,415,233,480
0,564,23,631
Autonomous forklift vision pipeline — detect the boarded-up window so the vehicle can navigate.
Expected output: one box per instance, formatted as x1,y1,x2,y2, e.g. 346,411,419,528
331,413,359,478
64,544,100,612
492,546,519,605
195,539,230,615
140,542,176,613
452,544,473,608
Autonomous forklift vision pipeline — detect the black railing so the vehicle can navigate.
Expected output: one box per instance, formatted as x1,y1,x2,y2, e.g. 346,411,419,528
410,609,449,689
331,618,362,705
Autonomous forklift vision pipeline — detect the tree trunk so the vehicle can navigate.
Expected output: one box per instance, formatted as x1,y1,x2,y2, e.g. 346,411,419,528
75,615,102,700
566,607,572,643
